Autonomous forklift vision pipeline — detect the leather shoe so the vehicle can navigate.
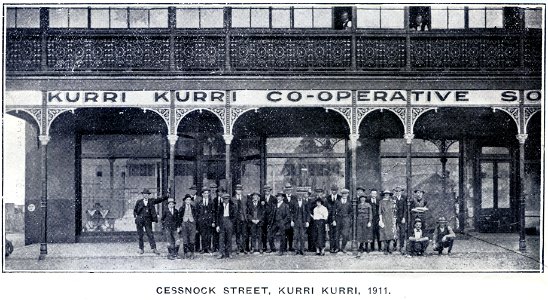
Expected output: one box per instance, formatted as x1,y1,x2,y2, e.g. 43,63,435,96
138,249,144,255
152,249,160,255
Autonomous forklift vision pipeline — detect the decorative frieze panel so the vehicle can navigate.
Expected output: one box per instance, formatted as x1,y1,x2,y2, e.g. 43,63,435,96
524,37,542,72
411,37,520,70
523,107,541,133
230,37,352,70
46,36,171,70
6,33,42,71
174,36,225,70
356,37,406,69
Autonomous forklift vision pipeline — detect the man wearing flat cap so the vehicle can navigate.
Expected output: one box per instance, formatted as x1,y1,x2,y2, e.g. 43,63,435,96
326,185,341,253
262,185,276,252
196,186,215,254
133,188,169,255
216,193,236,259
336,188,353,253
247,192,265,253
393,187,408,253
432,216,456,255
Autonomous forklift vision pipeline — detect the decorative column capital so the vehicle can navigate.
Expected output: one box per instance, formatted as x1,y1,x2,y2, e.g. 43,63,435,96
404,133,414,144
38,135,50,146
349,134,360,148
167,134,179,146
223,134,234,145
516,134,528,145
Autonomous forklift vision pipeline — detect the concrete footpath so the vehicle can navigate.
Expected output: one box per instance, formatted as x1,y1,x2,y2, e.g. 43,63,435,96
3,233,543,272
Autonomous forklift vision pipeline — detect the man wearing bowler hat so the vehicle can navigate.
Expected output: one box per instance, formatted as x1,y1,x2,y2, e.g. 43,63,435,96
133,188,169,254
283,183,297,252
271,192,291,256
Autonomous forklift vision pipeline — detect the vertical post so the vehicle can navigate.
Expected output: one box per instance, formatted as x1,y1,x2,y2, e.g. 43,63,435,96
108,158,116,203
517,133,528,252
458,138,467,232
224,7,232,72
404,133,414,238
440,140,447,196
349,133,359,250
40,8,48,71
351,6,357,71
168,6,176,71
167,134,178,197
260,136,267,194
38,134,50,260
404,6,411,71
224,134,234,197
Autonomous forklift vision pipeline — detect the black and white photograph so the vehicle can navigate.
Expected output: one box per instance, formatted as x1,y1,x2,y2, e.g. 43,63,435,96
1,1,546,299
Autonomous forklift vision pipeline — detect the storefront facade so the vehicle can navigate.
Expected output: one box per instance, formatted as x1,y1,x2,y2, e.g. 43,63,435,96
3,4,542,257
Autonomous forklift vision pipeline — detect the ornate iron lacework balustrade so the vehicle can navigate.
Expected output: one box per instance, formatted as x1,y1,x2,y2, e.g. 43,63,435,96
356,37,406,69
230,37,352,70
524,37,542,72
174,36,225,71
6,33,42,71
410,37,520,70
46,36,171,70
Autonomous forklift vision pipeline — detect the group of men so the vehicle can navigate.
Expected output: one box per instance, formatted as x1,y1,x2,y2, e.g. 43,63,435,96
133,183,455,259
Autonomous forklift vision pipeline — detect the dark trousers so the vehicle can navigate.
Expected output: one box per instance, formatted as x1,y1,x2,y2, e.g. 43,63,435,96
328,223,338,251
268,224,277,250
261,222,269,251
164,227,178,249
198,222,212,252
287,227,294,250
293,223,306,252
338,217,351,251
181,221,197,252
397,223,406,250
408,239,430,255
308,219,316,251
433,238,454,253
136,218,156,250
219,217,234,257
236,219,249,251
274,226,288,253
371,222,381,250
249,222,263,251
213,231,220,251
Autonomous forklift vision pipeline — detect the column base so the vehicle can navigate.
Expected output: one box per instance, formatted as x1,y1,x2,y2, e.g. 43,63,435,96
519,240,527,253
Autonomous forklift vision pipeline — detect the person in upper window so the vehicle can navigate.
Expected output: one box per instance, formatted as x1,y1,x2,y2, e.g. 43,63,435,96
340,11,352,30
410,14,430,31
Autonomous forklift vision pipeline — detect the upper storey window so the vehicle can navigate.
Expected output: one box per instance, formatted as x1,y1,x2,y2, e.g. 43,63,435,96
294,7,332,28
430,6,465,29
49,8,88,28
524,8,542,29
47,7,169,28
232,8,270,28
356,5,404,29
176,8,224,28
6,8,40,28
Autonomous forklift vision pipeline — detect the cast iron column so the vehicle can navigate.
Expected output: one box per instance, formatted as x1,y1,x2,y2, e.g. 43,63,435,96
38,134,50,260
517,133,528,252
404,133,414,239
224,134,234,197
349,134,359,250
167,134,178,197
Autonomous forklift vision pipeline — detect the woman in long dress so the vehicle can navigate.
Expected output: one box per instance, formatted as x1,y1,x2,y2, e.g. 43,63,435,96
378,190,395,254
355,195,373,257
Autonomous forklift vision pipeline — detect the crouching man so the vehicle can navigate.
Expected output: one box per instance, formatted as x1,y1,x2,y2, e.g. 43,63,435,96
432,216,456,255
407,218,429,256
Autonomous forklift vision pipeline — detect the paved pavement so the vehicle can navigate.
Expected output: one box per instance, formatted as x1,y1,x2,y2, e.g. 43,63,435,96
3,232,542,272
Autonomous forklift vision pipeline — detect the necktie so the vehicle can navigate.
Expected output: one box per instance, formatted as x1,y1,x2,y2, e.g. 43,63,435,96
170,208,173,215
204,198,208,207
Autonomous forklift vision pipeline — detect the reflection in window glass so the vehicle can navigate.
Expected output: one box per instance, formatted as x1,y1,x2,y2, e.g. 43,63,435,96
498,163,510,208
176,9,199,28
267,137,346,154
201,9,224,28
129,9,148,28
70,9,89,28
149,9,168,28
486,9,503,28
481,147,509,155
313,8,332,28
241,159,261,195
231,8,250,28
111,9,128,28
357,9,380,28
294,8,313,28
174,161,195,208
481,162,494,209
49,8,68,28
17,8,41,28
381,9,404,28
251,8,270,28
7,9,16,28
91,9,110,28
271,9,290,28
525,9,542,29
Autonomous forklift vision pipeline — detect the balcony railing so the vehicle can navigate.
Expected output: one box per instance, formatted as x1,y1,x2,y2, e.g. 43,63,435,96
5,29,542,74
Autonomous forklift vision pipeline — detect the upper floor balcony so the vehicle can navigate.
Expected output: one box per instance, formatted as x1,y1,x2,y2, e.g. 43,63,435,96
5,5,543,76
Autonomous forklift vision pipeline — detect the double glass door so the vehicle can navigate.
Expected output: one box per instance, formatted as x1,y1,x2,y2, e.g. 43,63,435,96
478,159,514,232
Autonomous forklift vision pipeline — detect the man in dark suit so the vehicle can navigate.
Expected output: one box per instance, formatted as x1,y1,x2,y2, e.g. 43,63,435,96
393,186,408,253
216,193,236,259
161,198,181,260
290,191,309,255
283,183,297,251
179,194,198,259
272,192,291,256
247,192,265,253
212,185,224,252
263,185,277,253
326,185,341,253
196,187,215,254
367,188,381,251
133,188,168,254
336,189,353,253
233,184,249,254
